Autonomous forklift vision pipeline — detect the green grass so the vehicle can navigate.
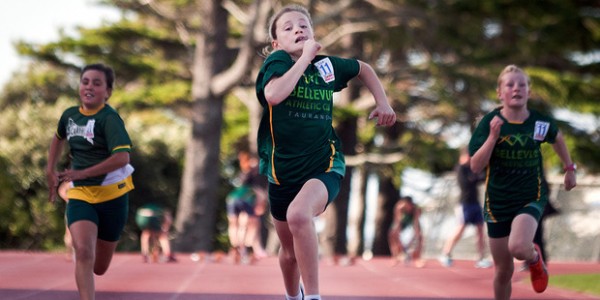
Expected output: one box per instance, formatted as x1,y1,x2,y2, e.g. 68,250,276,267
550,273,600,296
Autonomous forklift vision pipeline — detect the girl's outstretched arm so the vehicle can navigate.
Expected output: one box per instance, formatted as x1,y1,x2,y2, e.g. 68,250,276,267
357,61,396,126
552,131,577,191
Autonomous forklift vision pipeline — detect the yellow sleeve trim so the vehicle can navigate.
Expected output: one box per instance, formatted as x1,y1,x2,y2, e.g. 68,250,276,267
113,145,131,152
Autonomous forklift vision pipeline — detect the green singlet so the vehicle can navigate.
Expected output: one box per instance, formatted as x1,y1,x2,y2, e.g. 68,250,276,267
255,50,360,186
469,107,558,223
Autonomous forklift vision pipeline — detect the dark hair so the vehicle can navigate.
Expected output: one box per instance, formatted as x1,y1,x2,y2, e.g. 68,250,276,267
81,63,115,89
401,196,413,204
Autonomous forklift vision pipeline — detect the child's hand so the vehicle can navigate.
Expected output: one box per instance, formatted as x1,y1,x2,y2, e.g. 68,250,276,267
369,104,396,126
302,39,321,60
564,171,576,191
489,115,504,139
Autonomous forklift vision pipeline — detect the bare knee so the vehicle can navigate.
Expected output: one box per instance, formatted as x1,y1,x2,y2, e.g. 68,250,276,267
94,267,107,276
74,245,95,266
286,212,312,235
508,243,533,261
93,257,112,275
494,263,514,284
278,243,297,264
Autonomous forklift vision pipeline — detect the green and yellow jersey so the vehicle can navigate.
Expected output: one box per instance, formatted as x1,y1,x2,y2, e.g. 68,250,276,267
255,50,360,185
56,104,134,203
469,108,557,222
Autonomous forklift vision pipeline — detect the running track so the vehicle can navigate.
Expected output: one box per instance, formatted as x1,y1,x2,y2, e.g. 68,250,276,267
0,251,598,300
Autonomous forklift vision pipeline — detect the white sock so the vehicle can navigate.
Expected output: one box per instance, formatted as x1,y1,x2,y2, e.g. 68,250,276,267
285,290,303,300
305,295,321,300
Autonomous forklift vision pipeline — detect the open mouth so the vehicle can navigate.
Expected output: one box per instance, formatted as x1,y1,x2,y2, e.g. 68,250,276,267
295,36,308,43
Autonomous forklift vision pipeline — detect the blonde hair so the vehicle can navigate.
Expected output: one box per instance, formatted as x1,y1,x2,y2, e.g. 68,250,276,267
268,4,313,42
497,64,530,88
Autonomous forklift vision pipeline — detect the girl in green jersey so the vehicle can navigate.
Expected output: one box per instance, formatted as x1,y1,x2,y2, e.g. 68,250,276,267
47,63,134,300
469,65,576,300
256,5,396,300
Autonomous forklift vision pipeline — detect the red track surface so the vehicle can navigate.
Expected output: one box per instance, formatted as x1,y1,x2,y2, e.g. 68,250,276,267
0,251,598,300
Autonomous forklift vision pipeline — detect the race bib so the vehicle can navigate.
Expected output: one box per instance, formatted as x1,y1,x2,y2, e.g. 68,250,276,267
533,121,550,141
314,58,335,83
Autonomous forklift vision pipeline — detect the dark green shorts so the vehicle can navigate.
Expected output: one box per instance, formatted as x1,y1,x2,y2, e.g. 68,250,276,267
66,194,129,242
268,172,342,221
135,215,163,231
487,205,543,238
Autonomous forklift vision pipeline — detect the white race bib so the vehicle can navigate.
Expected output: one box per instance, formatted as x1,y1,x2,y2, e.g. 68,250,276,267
314,58,335,83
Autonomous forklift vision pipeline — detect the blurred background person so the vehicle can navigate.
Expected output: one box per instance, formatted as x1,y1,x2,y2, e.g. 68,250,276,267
388,196,425,268
226,148,268,264
439,148,492,268
135,203,177,263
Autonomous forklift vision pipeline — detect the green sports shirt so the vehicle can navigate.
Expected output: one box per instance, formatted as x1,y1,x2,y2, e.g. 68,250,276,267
255,50,360,185
468,108,557,222
56,104,134,202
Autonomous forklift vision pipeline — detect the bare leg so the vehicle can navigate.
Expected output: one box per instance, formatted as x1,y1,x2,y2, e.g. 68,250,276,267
158,232,173,259
94,239,118,275
140,230,151,261
442,223,466,256
489,237,513,300
64,225,73,261
508,214,538,262
388,228,402,265
245,215,266,262
278,179,328,296
227,214,239,248
227,214,243,263
412,235,425,267
475,223,487,260
274,219,301,297
69,220,98,300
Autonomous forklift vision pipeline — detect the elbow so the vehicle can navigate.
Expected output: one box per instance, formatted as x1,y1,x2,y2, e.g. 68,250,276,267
264,91,282,106
470,163,484,174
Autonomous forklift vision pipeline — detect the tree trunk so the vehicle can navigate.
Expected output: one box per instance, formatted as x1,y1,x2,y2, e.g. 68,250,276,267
371,169,398,255
347,166,367,259
174,0,228,252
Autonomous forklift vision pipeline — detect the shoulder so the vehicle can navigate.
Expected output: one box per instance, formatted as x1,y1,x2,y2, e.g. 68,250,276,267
100,105,123,119
314,55,358,68
265,50,294,65
475,108,501,126
486,107,502,119
103,104,119,113
61,105,81,116
528,109,554,122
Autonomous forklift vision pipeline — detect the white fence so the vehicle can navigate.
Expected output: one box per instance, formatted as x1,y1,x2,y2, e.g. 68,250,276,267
412,172,600,262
